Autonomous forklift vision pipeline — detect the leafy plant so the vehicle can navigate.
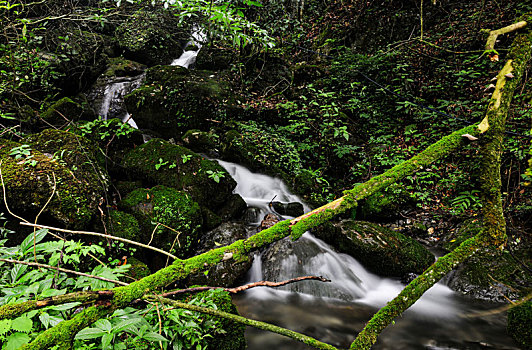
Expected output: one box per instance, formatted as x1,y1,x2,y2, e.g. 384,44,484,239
206,170,225,183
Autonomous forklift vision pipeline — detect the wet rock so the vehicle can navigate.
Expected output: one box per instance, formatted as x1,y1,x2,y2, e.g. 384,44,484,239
217,193,247,221
186,222,252,287
444,219,530,302
195,46,234,71
259,213,280,231
313,220,434,277
120,138,236,210
119,185,202,264
243,207,262,225
272,201,304,217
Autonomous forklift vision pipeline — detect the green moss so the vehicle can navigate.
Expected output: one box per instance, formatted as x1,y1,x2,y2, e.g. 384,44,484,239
104,57,145,77
119,185,202,258
0,138,104,229
508,300,532,349
40,97,83,127
107,210,141,241
121,138,236,209
125,257,151,281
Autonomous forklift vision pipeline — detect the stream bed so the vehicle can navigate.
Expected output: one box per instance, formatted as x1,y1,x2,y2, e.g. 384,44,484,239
218,160,520,350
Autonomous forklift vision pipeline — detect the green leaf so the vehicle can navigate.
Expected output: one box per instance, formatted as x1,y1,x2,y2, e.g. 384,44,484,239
4,332,31,350
75,327,107,340
20,229,48,255
0,319,12,336
11,317,32,333
49,302,81,311
111,318,143,333
10,264,28,284
94,319,112,332
39,312,50,329
102,332,113,350
142,332,168,342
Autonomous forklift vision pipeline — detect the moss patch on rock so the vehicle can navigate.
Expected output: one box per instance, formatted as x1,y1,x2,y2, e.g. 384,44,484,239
121,138,235,210
313,219,434,277
124,66,234,138
445,219,531,301
0,138,105,230
119,185,202,259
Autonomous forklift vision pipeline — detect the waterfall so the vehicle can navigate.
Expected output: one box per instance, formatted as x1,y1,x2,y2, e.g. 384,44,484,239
93,74,144,129
171,26,206,69
218,160,518,350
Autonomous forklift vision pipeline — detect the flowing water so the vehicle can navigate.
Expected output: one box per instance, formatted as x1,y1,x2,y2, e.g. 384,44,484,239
217,160,520,350
171,26,206,69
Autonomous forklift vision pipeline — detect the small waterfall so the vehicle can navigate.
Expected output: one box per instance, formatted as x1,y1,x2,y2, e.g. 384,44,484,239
218,161,518,350
171,26,206,68
92,74,144,128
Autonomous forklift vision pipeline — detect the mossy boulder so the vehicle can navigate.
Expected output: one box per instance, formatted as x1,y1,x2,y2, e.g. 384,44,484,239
106,210,141,242
104,57,146,78
24,129,109,199
0,138,106,231
115,9,186,66
124,257,151,281
39,97,85,128
179,289,246,350
119,185,202,260
313,220,434,277
120,138,236,210
221,122,303,181
507,300,532,349
186,222,252,287
181,129,219,155
445,220,531,301
124,66,235,138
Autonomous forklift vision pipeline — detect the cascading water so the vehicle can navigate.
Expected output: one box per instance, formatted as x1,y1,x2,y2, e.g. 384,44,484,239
217,160,519,350
91,73,144,128
171,26,206,69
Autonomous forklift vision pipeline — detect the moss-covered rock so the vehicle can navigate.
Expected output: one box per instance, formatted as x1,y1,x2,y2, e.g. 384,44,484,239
106,210,141,242
357,183,417,221
186,222,252,287
124,66,235,138
119,185,202,260
39,97,84,128
74,118,144,175
181,129,219,155
445,219,531,301
120,138,236,210
313,220,434,277
220,122,303,181
115,9,186,66
507,300,532,349
104,57,146,78
0,138,106,231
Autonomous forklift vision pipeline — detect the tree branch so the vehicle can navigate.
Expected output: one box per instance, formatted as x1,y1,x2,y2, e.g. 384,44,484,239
147,296,339,350
159,275,331,297
20,222,179,261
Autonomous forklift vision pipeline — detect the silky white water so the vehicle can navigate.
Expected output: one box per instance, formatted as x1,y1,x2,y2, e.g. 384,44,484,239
217,160,518,350
171,26,206,68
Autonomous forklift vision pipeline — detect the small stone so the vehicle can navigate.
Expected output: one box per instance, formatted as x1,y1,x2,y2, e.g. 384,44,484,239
222,252,233,261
